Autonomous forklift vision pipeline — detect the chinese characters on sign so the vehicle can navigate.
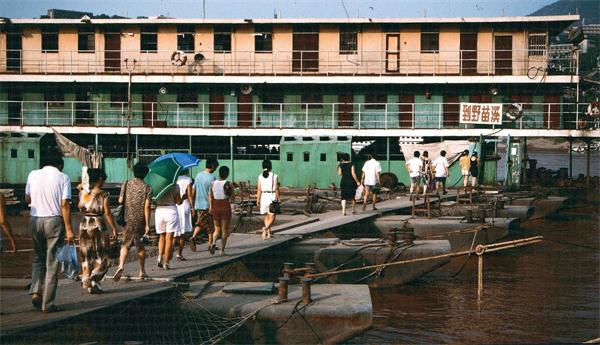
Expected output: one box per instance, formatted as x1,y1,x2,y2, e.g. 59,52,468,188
459,103,503,125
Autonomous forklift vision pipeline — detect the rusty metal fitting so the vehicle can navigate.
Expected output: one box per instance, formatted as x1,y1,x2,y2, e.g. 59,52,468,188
276,277,290,304
282,262,295,278
304,262,317,275
475,245,486,256
301,278,313,304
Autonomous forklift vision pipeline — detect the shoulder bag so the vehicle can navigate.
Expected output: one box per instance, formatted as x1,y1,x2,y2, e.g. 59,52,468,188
268,174,281,214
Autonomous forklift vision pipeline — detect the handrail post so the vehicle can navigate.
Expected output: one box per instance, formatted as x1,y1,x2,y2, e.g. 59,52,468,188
202,103,205,127
227,103,231,127
96,102,99,127
253,103,257,128
177,103,180,128
71,102,74,125
331,103,335,129
438,103,442,129
358,104,361,130
384,103,388,129
151,102,154,128
547,103,551,130
45,101,49,126
279,103,283,128
20,101,24,127
411,103,415,129
305,103,309,129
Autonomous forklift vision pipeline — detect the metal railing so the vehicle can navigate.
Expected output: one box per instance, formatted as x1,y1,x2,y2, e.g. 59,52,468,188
0,100,593,131
0,48,576,76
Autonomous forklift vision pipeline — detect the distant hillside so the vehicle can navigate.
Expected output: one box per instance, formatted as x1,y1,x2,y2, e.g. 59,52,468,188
529,0,599,24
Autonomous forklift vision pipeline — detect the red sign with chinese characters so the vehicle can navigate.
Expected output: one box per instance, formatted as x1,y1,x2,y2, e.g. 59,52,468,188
459,103,503,125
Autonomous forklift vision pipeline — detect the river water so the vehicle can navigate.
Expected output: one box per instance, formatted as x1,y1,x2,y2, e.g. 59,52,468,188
347,205,600,344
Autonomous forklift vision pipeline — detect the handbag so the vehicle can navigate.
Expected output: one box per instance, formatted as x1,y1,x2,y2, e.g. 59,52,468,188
107,240,122,259
57,244,79,280
267,174,281,214
116,181,127,226
355,185,365,200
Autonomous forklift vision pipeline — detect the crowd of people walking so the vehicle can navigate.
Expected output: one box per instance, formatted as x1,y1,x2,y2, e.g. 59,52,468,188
9,144,481,312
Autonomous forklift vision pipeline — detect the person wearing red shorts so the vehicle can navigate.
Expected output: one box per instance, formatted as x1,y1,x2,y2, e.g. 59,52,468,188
208,166,233,255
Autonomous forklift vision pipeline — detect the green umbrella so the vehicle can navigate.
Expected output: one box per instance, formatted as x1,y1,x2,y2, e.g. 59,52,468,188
144,157,183,200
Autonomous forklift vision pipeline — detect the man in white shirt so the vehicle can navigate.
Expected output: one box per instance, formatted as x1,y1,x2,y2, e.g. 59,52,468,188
405,151,423,198
361,154,382,211
433,150,450,195
25,151,74,313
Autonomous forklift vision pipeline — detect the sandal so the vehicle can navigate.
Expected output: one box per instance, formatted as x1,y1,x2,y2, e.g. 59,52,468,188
113,267,124,282
209,244,216,255
177,255,186,262
138,273,148,280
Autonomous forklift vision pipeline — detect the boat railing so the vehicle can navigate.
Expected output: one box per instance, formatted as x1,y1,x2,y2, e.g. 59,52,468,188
0,48,576,77
0,100,595,131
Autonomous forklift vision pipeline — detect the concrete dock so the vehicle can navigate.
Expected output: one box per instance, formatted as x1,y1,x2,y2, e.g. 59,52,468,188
0,194,448,338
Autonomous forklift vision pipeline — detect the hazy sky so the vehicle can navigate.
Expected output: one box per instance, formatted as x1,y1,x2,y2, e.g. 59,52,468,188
1,0,558,19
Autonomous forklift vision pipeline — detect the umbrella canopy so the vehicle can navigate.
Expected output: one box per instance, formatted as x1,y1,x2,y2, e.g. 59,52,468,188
144,157,183,200
152,153,200,170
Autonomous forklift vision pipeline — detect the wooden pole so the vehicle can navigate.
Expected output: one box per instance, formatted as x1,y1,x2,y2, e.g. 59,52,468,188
478,254,483,304
569,139,573,179
586,140,591,185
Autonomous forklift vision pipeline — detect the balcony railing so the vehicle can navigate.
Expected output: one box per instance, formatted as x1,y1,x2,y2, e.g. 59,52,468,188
0,100,593,131
0,48,576,77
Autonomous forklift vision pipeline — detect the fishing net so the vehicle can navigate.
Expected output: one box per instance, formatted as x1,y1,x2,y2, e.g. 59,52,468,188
6,290,261,345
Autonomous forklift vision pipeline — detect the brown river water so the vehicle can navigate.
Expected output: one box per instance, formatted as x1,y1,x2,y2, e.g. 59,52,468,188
347,205,600,344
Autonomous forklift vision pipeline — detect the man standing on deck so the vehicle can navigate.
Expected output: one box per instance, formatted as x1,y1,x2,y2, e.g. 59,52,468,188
361,154,382,211
406,151,423,199
189,158,219,251
25,150,74,313
433,150,450,195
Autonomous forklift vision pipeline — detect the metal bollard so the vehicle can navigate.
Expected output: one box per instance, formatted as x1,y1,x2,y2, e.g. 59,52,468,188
276,277,290,304
283,262,295,278
301,278,312,304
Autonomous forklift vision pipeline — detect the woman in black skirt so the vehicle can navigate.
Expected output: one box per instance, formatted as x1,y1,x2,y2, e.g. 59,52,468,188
337,153,361,216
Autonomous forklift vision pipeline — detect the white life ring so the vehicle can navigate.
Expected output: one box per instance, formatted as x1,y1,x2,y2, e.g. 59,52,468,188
171,51,187,66
505,103,523,121
586,102,600,118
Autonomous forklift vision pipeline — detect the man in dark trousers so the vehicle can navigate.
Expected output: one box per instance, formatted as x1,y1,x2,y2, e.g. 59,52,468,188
25,150,74,313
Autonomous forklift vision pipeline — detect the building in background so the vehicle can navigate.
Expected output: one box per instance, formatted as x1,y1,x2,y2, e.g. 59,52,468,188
0,14,596,187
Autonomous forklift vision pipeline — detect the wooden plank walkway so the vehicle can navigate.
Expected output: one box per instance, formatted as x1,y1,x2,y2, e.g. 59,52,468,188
0,194,444,337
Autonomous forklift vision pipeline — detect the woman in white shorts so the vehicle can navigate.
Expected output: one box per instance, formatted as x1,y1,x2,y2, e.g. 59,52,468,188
175,171,193,261
256,160,280,240
155,184,183,270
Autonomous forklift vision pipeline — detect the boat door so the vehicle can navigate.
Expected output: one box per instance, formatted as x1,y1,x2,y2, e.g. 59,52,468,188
460,31,477,75
6,27,22,72
7,88,22,125
75,87,93,125
292,25,319,73
142,88,157,127
104,28,121,72
494,35,513,75
337,92,354,128
237,93,253,128
209,90,225,126
385,34,400,73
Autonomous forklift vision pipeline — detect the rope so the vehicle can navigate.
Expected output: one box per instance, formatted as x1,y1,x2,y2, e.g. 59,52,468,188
306,236,543,279
355,243,415,283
